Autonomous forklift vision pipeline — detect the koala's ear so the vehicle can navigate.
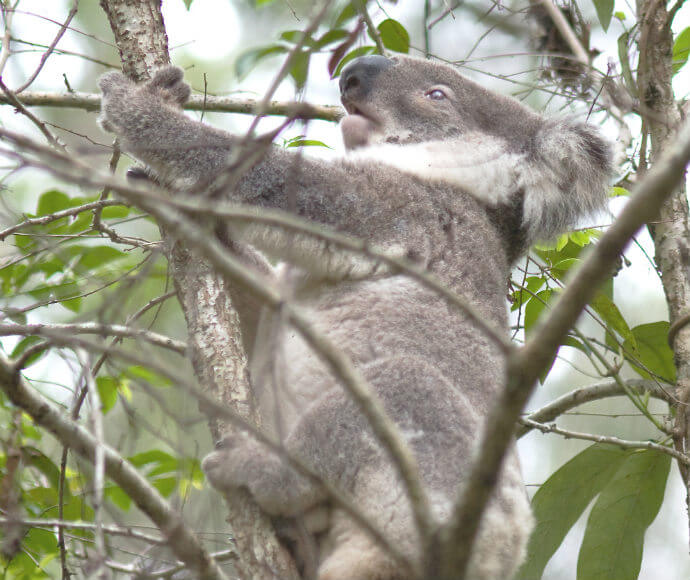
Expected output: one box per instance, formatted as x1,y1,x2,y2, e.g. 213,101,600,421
521,117,613,241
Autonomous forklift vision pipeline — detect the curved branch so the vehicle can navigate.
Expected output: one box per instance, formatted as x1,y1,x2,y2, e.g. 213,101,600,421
518,378,674,438
0,352,229,580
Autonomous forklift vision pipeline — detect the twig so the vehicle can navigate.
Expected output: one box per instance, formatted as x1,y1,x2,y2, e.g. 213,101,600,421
0,517,166,545
0,199,123,240
357,1,385,54
518,378,673,438
0,77,64,148
520,417,689,465
77,349,108,579
0,90,343,120
0,352,229,580
15,0,78,93
0,322,187,354
0,1,16,76
537,0,589,64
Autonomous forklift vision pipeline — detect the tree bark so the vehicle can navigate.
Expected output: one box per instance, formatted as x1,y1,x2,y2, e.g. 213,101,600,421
637,0,690,546
99,1,299,577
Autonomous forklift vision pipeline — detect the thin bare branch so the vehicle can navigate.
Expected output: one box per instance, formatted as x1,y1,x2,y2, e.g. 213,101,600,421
521,418,688,465
14,0,78,93
0,322,187,355
0,199,123,240
0,90,343,120
0,351,229,580
518,378,674,438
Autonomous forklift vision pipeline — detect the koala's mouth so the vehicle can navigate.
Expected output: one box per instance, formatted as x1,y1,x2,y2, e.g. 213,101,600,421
342,101,379,123
340,101,383,150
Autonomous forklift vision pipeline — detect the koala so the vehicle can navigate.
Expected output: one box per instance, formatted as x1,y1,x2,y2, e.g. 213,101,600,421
98,55,612,580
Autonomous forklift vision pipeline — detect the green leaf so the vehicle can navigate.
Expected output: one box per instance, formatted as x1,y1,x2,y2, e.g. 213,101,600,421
331,45,377,77
152,475,177,497
289,50,310,89
611,186,630,197
524,289,553,336
96,376,119,414
285,138,332,149
623,321,675,383
105,485,132,511
315,29,349,49
24,448,65,493
73,245,126,271
672,27,690,74
376,19,410,53
36,190,71,216
590,292,637,350
182,0,193,9
517,444,628,580
126,365,172,388
577,449,671,580
100,205,130,219
129,449,177,469
334,2,358,27
280,30,313,47
510,276,544,311
550,257,581,279
593,0,614,31
235,44,288,79
11,336,47,368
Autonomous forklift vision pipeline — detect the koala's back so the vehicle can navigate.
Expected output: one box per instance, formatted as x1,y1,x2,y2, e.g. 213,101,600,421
249,175,530,579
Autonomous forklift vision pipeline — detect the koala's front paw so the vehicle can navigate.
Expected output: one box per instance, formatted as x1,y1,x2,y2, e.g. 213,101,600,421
97,71,134,133
97,66,191,136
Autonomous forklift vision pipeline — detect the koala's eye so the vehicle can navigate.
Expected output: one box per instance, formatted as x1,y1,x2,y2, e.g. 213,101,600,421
425,88,447,101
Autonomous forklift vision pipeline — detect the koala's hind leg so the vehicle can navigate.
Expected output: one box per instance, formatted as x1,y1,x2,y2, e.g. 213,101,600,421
317,510,404,580
202,430,327,517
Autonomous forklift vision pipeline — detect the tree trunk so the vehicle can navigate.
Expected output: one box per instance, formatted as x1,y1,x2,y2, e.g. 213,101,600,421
637,0,690,547
99,1,299,577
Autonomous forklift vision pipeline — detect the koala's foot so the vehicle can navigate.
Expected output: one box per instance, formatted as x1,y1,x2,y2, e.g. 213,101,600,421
201,431,255,491
202,431,326,517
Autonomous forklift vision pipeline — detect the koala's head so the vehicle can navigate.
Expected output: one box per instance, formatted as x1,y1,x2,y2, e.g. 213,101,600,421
339,55,541,150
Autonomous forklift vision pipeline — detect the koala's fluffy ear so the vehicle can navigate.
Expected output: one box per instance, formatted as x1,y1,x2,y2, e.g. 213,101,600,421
521,117,613,242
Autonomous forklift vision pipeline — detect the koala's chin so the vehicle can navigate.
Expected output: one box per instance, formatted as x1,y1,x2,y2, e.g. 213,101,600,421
340,114,377,150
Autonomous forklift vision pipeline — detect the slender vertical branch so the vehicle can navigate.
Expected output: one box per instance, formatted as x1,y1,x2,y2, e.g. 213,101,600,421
637,0,690,545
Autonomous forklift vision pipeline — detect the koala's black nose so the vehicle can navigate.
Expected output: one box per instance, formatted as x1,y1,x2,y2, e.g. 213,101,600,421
339,55,393,98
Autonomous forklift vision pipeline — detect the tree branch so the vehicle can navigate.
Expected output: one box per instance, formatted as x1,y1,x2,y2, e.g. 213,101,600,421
0,90,343,121
517,378,674,438
0,322,187,355
520,417,689,465
0,352,229,580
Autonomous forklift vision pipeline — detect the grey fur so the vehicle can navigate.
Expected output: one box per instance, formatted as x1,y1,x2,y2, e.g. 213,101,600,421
98,55,612,580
